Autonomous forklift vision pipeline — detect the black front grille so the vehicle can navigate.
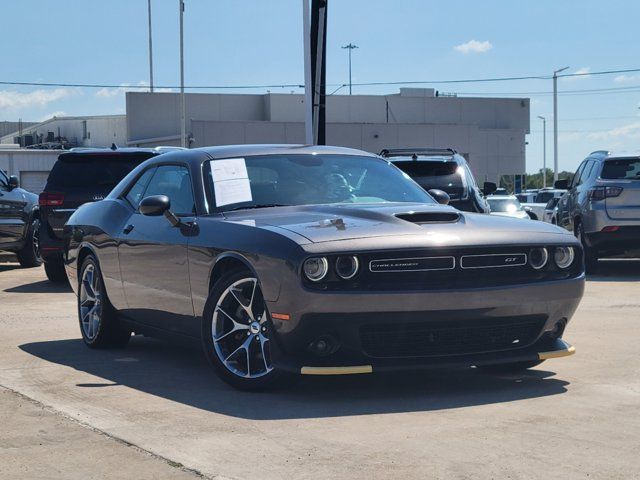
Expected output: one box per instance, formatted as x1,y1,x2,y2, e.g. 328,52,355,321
360,316,546,358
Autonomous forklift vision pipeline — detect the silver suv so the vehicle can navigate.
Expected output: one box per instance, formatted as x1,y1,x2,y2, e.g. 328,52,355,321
555,150,640,270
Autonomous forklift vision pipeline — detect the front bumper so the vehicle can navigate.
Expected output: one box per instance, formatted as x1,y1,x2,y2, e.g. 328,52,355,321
266,275,584,374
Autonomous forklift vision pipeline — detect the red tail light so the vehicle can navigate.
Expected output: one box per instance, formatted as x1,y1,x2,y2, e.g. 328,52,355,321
39,192,65,207
601,226,620,233
589,186,623,201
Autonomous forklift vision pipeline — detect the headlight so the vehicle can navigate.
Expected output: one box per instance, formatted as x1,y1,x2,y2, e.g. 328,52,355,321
335,255,359,280
554,246,574,269
303,257,328,282
529,247,549,270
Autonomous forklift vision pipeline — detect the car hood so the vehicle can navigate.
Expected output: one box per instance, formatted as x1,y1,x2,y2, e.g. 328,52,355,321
222,203,574,247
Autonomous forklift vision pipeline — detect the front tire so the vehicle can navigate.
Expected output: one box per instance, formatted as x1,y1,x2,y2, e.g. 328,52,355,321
78,255,131,349
16,218,42,268
44,259,68,283
202,269,295,391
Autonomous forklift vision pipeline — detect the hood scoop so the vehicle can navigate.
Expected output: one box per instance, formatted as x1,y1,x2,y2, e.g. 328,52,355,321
395,211,461,224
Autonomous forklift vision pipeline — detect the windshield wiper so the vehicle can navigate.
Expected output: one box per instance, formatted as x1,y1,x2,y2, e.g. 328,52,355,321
225,204,291,212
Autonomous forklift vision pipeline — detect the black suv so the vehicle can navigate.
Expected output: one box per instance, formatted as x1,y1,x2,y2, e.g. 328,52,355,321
0,170,41,267
380,148,494,213
39,147,181,282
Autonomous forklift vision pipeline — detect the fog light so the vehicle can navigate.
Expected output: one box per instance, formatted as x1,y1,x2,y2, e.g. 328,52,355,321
303,257,328,282
308,335,339,357
554,247,574,269
529,247,549,270
336,255,359,280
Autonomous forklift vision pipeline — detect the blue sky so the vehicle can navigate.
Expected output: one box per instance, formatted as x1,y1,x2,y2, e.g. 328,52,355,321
2,0,639,172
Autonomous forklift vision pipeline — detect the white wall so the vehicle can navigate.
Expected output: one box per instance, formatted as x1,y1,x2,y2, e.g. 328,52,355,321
0,150,59,192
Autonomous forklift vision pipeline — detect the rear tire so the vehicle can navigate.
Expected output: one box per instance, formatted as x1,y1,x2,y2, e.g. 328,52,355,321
576,222,598,272
44,259,68,283
78,255,131,349
16,218,42,268
479,360,544,373
202,269,296,391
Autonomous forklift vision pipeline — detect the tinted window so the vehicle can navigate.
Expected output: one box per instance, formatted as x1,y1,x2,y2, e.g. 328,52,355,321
205,154,434,210
570,162,587,189
545,197,560,209
0,170,7,189
601,158,640,180
47,154,153,189
535,191,556,203
125,168,156,208
577,161,594,186
392,161,465,199
144,165,195,215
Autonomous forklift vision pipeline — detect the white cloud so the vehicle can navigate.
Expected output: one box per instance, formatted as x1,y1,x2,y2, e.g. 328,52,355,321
453,40,493,54
563,67,591,81
587,122,640,141
38,111,66,121
614,74,640,83
0,88,75,109
96,80,173,98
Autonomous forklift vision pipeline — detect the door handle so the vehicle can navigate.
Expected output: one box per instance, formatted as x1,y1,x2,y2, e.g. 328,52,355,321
123,224,135,234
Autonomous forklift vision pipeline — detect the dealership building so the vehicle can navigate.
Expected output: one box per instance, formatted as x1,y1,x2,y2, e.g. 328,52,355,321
1,89,529,192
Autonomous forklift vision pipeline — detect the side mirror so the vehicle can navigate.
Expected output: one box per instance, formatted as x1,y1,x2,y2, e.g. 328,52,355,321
8,175,19,190
428,188,450,205
554,179,569,190
139,195,171,216
483,182,497,196
139,195,182,227
523,206,538,220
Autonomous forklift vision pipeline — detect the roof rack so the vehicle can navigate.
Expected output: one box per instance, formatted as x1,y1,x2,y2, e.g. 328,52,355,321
379,148,457,158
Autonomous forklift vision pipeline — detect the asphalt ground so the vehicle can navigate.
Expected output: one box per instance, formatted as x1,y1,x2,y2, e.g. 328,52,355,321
1,255,639,479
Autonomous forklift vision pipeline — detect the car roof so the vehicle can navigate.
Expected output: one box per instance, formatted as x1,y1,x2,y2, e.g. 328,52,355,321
57,146,181,161
196,144,377,159
379,148,463,164
589,150,640,161
488,195,518,200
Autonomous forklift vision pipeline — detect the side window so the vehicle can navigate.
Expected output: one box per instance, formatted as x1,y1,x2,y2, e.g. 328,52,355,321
143,165,195,215
125,168,156,209
570,162,586,189
576,161,594,186
0,170,8,189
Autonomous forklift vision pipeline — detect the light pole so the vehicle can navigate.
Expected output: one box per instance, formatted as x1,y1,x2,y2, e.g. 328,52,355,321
537,115,547,188
147,0,154,92
342,43,358,95
179,0,186,148
553,66,569,183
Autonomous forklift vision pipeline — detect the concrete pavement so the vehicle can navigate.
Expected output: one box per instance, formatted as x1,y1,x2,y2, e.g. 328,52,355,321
1,257,639,479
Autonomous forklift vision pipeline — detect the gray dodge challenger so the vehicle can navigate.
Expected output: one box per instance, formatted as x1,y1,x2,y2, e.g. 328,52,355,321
64,145,584,390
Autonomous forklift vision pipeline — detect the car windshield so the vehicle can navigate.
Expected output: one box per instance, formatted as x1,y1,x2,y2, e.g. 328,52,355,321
487,198,523,213
48,154,154,189
535,191,556,203
389,159,465,199
601,158,640,179
205,154,435,210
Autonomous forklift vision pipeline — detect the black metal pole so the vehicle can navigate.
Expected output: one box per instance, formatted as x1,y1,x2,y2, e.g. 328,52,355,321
310,0,327,145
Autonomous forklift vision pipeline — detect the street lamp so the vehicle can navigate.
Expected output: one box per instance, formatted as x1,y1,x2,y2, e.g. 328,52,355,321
537,115,547,188
179,0,186,148
147,0,154,92
342,43,358,95
553,66,569,183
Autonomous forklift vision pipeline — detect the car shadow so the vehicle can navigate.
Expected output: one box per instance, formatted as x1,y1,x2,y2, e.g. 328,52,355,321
20,337,570,420
4,279,72,293
587,259,640,282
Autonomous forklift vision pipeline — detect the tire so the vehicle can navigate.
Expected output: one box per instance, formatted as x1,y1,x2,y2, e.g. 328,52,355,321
576,222,598,272
78,255,131,349
44,259,68,283
16,218,43,268
202,269,296,391
479,360,544,373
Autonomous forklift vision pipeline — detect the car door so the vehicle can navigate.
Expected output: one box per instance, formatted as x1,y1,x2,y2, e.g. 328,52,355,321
0,171,27,245
558,161,586,231
117,164,197,334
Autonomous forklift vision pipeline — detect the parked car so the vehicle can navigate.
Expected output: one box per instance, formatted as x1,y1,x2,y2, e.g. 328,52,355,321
379,148,493,213
555,150,640,270
39,146,183,282
0,169,41,267
64,145,584,390
486,195,530,220
543,197,561,224
517,188,567,220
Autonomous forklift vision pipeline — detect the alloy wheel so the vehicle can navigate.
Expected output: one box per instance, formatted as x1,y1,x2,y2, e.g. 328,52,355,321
211,277,273,379
80,264,102,341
